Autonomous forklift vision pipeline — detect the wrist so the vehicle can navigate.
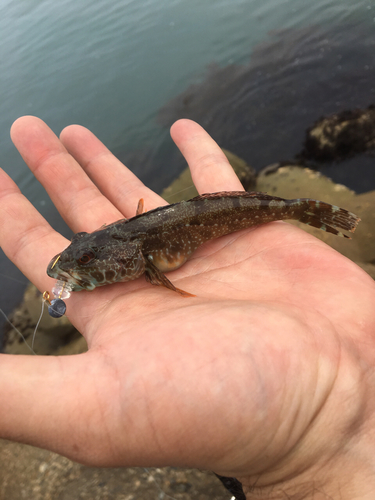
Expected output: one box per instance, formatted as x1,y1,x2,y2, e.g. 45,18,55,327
237,445,375,500
235,338,375,499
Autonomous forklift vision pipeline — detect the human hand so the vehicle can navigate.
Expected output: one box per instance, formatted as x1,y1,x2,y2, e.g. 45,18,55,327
1,117,375,499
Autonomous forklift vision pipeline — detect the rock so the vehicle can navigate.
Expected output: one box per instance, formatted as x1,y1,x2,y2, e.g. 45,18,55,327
0,440,229,500
257,166,375,267
299,105,375,161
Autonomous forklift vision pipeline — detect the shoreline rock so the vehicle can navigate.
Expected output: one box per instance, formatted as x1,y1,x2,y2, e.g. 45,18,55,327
299,105,375,162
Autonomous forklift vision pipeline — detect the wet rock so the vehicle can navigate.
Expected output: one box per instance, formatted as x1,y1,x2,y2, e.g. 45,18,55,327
0,440,229,500
257,165,375,273
299,105,375,161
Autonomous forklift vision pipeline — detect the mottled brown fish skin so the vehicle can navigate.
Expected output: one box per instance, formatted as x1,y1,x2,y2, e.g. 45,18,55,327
46,191,361,294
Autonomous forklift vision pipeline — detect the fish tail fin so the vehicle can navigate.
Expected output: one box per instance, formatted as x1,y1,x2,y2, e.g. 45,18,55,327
295,199,361,238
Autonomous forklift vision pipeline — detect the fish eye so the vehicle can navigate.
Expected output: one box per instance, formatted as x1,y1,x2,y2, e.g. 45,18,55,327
76,249,96,265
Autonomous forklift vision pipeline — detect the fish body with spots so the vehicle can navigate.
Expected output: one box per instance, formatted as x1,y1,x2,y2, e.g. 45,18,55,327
47,191,360,296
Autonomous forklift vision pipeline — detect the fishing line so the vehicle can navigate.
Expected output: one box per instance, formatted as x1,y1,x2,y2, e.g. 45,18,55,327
163,183,198,201
31,299,46,350
0,272,28,285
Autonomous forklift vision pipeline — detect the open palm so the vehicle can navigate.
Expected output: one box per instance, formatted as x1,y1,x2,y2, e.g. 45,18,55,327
1,117,374,498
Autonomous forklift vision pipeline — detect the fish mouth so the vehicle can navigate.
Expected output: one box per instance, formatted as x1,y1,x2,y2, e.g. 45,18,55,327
48,270,89,292
47,253,94,291
50,271,94,292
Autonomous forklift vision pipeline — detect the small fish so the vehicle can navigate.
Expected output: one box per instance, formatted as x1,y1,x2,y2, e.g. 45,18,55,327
47,191,361,296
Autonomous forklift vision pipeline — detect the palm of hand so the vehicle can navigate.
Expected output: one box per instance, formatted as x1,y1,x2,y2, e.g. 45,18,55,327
80,222,369,476
1,117,374,494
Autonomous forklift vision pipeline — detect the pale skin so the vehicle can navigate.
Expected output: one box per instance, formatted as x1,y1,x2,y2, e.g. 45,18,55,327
0,117,375,499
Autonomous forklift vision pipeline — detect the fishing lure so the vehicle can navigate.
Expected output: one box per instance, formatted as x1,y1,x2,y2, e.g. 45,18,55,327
45,191,361,316
43,281,74,318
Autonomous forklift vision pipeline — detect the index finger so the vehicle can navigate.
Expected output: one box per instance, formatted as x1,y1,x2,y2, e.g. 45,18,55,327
0,167,66,293
10,116,126,233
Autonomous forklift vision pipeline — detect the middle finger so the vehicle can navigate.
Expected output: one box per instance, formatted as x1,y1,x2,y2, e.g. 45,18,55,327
60,124,167,217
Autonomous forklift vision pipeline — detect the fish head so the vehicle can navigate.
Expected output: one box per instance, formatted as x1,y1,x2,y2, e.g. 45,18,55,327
47,231,145,291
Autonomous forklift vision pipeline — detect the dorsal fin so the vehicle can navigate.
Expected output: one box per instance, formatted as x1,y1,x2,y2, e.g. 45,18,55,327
188,191,281,202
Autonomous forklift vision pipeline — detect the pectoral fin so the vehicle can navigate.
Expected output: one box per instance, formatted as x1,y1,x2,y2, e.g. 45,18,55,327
145,258,195,297
136,198,145,215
